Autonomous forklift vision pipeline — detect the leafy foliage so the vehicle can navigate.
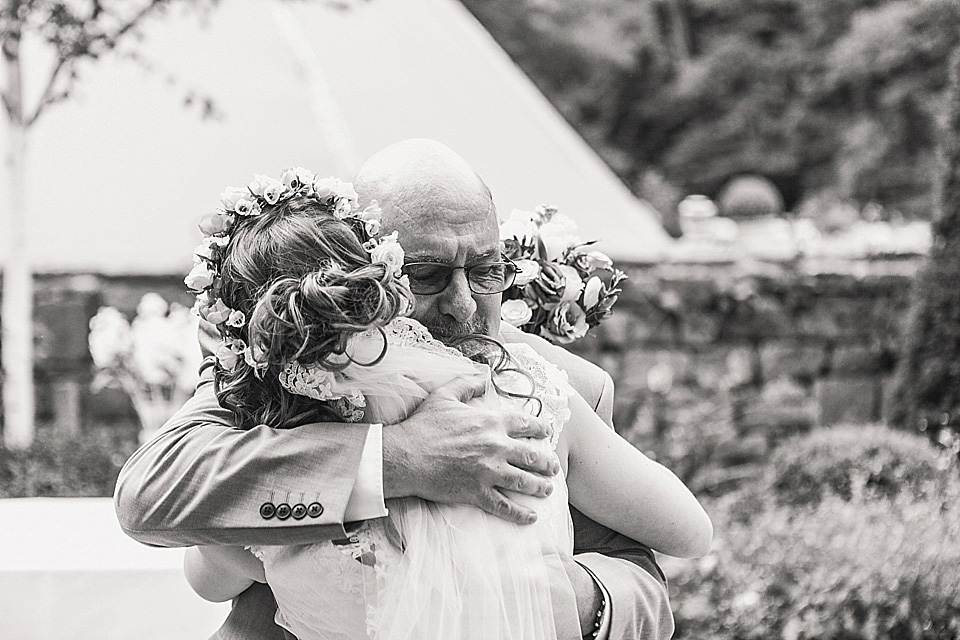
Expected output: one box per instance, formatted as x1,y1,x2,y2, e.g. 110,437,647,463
765,424,954,507
890,49,960,455
670,426,960,639
0,428,137,498
460,0,960,219
0,1,203,126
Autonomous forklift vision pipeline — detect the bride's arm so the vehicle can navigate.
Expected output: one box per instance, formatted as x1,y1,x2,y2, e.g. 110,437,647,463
565,391,712,558
184,545,266,603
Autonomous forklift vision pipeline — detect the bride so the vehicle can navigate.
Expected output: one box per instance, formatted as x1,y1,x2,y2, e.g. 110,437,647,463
182,169,712,640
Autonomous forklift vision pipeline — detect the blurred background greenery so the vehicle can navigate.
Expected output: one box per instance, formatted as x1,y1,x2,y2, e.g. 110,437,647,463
461,0,960,234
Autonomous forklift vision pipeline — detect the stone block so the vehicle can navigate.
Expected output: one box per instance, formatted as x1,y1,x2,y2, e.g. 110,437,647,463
617,349,693,395
598,307,679,347
759,341,828,382
689,345,757,389
795,297,877,339
815,377,880,426
735,379,817,441
831,343,886,375
34,287,101,372
681,311,723,345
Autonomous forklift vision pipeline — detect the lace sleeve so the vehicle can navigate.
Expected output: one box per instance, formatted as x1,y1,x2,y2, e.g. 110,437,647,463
503,343,574,448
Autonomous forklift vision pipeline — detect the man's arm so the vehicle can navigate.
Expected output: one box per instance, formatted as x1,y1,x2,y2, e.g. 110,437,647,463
115,363,559,548
114,365,372,547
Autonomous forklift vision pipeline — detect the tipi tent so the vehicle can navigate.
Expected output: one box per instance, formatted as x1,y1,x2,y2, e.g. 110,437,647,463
1,0,670,274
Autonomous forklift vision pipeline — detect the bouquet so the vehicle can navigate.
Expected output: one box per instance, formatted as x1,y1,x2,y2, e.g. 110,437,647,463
499,205,626,344
88,293,201,442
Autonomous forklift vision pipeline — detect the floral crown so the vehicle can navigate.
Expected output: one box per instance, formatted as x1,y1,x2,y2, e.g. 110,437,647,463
185,168,405,373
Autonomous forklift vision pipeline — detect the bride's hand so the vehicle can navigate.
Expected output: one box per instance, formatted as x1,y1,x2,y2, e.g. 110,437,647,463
382,375,559,525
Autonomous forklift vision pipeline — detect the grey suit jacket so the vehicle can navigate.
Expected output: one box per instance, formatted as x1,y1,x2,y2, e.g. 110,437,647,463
114,323,672,639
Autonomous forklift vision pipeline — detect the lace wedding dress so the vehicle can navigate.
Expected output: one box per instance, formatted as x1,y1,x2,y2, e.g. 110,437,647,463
251,317,578,640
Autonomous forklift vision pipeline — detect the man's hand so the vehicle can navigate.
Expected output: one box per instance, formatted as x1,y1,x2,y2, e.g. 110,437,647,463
382,375,559,524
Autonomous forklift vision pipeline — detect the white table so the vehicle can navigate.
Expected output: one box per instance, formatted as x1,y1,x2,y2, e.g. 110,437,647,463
0,498,230,640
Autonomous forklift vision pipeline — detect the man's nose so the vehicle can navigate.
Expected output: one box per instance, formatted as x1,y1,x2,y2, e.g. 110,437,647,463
437,269,478,322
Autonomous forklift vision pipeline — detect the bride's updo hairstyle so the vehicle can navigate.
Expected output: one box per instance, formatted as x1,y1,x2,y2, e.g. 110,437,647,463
215,194,412,428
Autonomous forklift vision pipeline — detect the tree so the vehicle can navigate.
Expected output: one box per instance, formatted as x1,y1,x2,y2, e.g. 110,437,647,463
0,0,196,448
889,47,960,457
460,0,960,218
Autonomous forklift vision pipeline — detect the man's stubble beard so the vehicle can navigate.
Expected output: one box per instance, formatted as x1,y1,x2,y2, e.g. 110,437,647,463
416,315,491,344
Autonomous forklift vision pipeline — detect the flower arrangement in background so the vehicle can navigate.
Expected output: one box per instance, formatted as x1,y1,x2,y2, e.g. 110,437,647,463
88,293,201,443
499,205,627,344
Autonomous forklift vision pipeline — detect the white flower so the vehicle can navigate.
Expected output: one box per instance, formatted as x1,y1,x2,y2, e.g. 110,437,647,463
137,292,169,318
195,235,229,261
513,259,541,286
88,307,132,369
198,208,234,236
234,198,261,217
542,301,588,344
501,299,533,327
216,338,247,370
583,276,603,309
365,218,382,237
505,208,541,225
333,197,354,218
313,177,358,206
584,250,613,271
130,311,181,386
539,213,581,261
196,295,231,325
281,167,315,191
249,174,285,204
499,218,538,244
220,187,249,211
370,231,405,275
226,309,246,328
247,174,270,197
558,265,584,302
263,183,284,205
184,261,216,291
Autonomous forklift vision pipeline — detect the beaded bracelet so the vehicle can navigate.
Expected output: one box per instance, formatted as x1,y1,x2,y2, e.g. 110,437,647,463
579,563,608,639
583,599,606,639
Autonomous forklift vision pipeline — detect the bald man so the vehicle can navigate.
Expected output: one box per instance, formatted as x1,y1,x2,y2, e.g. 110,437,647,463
115,140,673,640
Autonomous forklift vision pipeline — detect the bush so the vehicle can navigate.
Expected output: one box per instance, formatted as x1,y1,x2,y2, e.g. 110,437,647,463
669,426,960,639
765,424,955,508
671,494,960,640
0,428,136,498
717,175,785,219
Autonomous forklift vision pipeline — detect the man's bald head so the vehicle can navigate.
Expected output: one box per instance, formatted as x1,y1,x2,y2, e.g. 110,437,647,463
353,139,504,339
354,139,496,233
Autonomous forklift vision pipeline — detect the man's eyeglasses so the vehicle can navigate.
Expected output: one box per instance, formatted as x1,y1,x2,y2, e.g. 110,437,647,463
401,259,518,295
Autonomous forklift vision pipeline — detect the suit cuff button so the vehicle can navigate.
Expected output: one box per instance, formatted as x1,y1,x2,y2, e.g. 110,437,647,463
291,503,307,520
259,503,276,520
307,502,324,518
275,503,292,520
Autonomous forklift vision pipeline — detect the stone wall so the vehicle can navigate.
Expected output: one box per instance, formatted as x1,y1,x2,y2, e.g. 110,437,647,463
10,257,922,489
567,256,921,493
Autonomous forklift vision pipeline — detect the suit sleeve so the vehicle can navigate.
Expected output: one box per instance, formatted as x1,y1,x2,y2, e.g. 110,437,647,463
571,366,675,638
114,362,373,547
575,553,674,639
